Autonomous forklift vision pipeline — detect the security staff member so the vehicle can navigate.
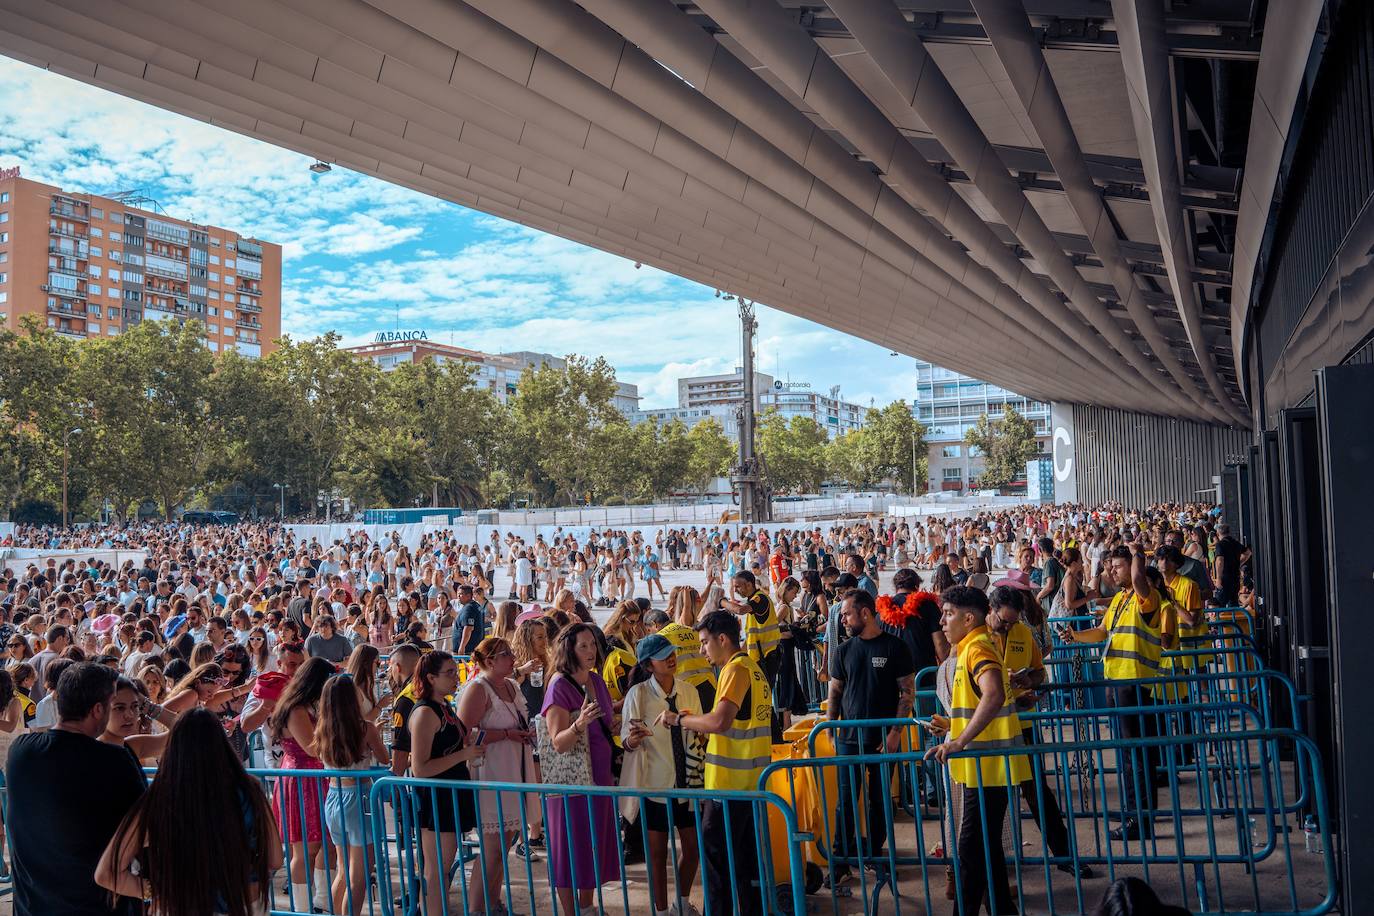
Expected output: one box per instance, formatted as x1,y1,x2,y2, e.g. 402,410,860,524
1060,543,1162,840
722,570,782,737
925,586,1029,915
658,610,771,916
988,587,1091,878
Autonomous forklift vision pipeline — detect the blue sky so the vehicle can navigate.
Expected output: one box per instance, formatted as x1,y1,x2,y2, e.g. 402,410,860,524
0,58,921,409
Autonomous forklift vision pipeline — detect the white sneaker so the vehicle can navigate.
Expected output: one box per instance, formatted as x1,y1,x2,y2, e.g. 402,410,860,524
674,901,702,916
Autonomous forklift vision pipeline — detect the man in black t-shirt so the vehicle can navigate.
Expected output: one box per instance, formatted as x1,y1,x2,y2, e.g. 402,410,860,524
452,584,485,656
826,589,916,883
9,663,145,916
1212,525,1244,606
285,578,313,633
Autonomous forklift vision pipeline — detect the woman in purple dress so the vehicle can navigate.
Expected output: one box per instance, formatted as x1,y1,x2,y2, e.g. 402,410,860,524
540,622,621,913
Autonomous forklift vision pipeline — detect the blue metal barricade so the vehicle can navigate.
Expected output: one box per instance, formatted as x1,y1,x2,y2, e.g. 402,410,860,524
366,776,810,916
764,727,1337,916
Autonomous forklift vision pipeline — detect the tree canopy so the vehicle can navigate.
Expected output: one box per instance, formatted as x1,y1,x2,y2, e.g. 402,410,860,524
964,404,1040,489
0,322,743,519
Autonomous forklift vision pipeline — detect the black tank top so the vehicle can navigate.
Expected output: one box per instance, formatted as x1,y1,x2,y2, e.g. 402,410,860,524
420,698,470,781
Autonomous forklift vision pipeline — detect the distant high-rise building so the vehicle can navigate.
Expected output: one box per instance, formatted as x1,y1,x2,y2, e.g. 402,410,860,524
913,359,1051,492
760,382,869,439
0,170,280,357
677,368,774,410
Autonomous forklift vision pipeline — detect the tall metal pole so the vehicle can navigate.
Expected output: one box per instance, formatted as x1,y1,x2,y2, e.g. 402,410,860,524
61,428,70,528
912,428,918,497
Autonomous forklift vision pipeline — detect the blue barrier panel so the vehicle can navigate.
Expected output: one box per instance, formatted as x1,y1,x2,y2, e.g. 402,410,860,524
366,776,809,916
763,728,1337,916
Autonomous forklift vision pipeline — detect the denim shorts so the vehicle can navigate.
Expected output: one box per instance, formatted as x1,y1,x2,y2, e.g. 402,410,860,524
324,783,372,847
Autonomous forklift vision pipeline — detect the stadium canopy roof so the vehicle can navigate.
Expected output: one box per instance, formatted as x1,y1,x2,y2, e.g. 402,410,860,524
0,0,1322,426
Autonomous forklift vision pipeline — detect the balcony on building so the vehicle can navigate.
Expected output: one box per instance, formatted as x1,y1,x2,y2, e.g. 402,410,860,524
145,262,188,281
49,223,89,241
236,314,261,329
46,300,86,318
49,200,89,222
41,284,86,301
237,298,262,313
236,280,262,295
146,223,190,246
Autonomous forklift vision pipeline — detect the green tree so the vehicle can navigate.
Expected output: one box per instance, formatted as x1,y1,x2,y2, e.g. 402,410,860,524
0,319,77,516
649,419,692,499
757,408,829,493
250,330,379,516
863,400,928,494
77,319,217,518
509,355,622,505
964,404,1040,489
826,429,883,489
686,417,736,495
373,359,507,507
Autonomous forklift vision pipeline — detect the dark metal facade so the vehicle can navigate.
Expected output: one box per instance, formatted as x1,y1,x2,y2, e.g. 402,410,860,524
1070,405,1250,507
1252,0,1374,415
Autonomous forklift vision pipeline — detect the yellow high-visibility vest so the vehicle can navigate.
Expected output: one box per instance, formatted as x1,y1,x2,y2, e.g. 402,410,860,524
1167,572,1211,670
660,622,716,690
949,627,1030,788
743,590,782,663
703,651,772,791
994,620,1039,704
1102,589,1163,681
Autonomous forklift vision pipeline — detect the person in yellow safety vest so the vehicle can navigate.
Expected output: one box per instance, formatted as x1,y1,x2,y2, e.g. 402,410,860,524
987,587,1093,878
923,585,1031,915
722,571,782,739
1158,546,1207,675
661,585,718,710
1059,543,1163,841
658,610,771,916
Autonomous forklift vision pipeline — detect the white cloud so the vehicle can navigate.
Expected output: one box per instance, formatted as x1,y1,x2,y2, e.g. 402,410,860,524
0,59,929,415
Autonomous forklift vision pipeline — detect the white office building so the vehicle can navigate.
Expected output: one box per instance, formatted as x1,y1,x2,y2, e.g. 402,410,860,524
914,359,1051,492
760,382,869,439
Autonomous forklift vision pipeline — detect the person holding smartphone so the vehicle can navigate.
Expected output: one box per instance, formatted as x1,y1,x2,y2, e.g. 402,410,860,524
621,634,705,916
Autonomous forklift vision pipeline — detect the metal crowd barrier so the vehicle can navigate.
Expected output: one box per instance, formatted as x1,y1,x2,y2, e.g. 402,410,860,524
366,776,810,916
199,763,806,916
764,726,1337,916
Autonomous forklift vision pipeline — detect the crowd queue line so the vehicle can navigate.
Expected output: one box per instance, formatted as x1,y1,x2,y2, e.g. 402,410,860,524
0,501,1315,916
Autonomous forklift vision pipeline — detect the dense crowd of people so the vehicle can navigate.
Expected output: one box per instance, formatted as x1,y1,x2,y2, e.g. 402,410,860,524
0,501,1251,915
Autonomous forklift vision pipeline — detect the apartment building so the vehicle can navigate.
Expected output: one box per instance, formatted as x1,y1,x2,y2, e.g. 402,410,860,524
677,368,775,410
0,169,280,356
913,359,1051,491
760,382,869,439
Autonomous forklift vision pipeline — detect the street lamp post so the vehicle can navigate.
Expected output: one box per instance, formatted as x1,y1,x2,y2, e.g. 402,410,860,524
273,482,290,520
911,429,918,497
62,427,82,527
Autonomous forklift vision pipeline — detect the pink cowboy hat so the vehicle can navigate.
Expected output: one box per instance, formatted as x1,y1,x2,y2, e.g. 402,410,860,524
991,569,1036,592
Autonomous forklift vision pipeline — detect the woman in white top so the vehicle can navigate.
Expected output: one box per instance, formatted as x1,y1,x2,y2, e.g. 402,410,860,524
621,636,705,916
456,637,536,916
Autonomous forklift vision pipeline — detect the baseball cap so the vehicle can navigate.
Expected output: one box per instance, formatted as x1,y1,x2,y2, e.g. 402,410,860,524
636,633,675,664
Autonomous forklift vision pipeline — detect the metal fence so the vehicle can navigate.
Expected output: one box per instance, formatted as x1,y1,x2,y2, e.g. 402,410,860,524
766,726,1337,916
244,771,811,916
